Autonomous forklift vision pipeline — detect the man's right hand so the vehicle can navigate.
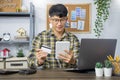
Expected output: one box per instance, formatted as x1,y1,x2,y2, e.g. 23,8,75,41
35,49,47,65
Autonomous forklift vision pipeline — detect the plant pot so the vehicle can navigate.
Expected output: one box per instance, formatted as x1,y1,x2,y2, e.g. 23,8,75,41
104,68,112,77
95,68,103,77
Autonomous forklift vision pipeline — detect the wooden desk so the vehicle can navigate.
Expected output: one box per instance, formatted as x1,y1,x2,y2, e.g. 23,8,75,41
0,70,119,80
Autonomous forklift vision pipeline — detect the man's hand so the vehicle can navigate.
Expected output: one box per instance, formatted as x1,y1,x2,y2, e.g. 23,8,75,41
58,50,76,64
35,49,47,65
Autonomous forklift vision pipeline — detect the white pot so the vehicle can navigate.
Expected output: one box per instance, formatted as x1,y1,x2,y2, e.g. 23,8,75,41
104,68,112,77
21,5,28,12
95,68,104,77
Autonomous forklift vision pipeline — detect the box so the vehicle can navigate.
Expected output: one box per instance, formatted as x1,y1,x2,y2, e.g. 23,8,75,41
0,58,4,69
6,57,28,70
0,0,21,12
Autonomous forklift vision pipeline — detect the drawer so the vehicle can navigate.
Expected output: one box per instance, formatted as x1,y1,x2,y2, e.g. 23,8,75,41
5,57,28,70
6,61,28,69
0,62,4,69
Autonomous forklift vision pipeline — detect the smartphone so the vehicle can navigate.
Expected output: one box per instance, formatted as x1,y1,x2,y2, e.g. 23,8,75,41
55,41,70,59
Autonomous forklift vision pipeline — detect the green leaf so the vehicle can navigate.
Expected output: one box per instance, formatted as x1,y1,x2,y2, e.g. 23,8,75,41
17,49,24,57
93,0,111,38
95,62,103,68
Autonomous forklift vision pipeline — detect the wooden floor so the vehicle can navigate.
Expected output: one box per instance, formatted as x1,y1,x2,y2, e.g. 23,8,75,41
0,69,119,80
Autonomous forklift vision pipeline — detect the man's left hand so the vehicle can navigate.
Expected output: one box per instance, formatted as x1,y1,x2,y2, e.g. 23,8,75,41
58,50,76,64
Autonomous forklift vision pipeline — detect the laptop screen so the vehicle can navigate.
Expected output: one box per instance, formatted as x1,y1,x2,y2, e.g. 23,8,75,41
78,38,117,71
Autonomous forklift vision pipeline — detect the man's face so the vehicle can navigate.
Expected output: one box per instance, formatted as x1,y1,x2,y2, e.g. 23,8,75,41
49,16,67,33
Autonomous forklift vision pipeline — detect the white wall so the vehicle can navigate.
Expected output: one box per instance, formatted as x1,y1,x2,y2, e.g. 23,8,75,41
102,0,120,56
0,0,120,56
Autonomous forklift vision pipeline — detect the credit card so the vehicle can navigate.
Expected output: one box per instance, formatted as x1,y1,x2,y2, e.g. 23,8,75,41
41,45,51,54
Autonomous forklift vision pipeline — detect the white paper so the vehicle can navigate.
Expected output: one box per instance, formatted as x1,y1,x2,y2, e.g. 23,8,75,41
71,10,76,21
76,7,81,17
77,20,85,30
71,22,77,28
80,9,86,19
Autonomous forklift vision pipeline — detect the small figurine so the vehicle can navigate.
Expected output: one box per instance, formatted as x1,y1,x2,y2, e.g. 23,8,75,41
0,48,10,58
15,27,29,41
16,49,24,57
17,28,26,37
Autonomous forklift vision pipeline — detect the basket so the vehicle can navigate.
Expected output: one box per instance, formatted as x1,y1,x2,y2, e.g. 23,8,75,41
112,61,120,76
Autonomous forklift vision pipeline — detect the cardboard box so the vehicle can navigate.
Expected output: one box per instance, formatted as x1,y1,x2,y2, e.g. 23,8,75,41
6,57,28,70
0,0,21,12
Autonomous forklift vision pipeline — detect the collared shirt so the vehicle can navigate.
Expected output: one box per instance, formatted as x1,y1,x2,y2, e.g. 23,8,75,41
31,29,80,69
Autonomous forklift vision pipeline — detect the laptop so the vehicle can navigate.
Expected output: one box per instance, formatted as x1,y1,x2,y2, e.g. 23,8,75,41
65,38,117,72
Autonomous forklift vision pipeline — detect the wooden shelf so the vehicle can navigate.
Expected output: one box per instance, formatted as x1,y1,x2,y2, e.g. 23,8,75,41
0,12,31,17
0,41,29,44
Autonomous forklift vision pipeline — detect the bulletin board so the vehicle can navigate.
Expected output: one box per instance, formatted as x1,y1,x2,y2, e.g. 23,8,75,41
47,4,91,33
0,0,21,12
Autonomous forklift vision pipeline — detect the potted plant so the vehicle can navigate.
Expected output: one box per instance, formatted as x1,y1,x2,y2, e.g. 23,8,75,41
104,60,113,77
93,0,111,38
16,49,24,57
95,62,104,77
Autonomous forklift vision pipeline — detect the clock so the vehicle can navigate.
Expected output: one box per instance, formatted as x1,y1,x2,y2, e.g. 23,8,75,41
3,33,11,41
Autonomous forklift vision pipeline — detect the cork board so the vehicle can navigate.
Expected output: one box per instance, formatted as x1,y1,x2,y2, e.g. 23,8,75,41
0,0,21,12
47,4,91,33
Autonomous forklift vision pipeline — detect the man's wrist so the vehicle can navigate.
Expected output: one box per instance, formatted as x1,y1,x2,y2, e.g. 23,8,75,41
37,59,44,66
71,58,76,64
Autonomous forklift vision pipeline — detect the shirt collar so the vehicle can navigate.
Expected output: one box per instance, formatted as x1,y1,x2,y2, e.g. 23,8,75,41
48,28,69,38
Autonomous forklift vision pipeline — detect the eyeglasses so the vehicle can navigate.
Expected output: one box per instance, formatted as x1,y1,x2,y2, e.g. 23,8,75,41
50,18,67,23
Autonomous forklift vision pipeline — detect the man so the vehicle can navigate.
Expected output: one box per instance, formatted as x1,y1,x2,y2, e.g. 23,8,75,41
31,4,80,69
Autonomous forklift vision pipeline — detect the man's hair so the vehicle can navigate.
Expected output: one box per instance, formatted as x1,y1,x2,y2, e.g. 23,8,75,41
49,4,68,18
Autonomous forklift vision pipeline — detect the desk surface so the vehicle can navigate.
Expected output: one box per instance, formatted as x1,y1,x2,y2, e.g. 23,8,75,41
0,70,119,80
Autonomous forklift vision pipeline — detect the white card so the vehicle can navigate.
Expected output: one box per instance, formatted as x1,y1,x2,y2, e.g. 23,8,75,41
55,41,70,59
41,45,51,54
